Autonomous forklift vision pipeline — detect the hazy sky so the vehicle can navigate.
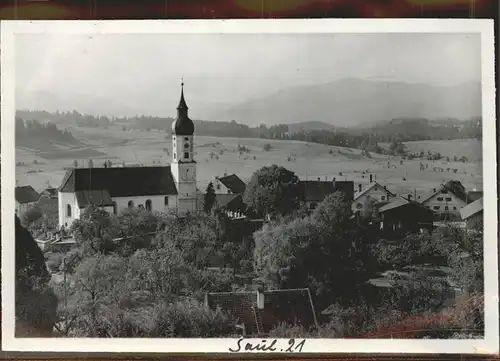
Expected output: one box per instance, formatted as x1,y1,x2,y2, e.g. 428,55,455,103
16,33,481,114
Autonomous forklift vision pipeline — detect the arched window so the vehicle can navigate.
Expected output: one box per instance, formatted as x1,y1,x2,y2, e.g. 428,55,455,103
184,152,189,159
112,202,117,215
128,200,134,208
66,204,72,217
145,199,152,211
164,196,169,206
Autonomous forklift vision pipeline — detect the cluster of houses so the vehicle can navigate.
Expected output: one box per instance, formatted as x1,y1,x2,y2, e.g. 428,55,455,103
15,82,484,337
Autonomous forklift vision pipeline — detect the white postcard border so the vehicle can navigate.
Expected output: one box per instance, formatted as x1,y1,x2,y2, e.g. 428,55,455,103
1,19,497,354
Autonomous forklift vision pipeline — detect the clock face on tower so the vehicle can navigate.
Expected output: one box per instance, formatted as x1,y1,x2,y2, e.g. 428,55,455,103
182,168,196,181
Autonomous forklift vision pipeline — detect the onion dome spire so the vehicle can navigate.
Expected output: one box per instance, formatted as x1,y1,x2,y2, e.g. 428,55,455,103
172,78,194,135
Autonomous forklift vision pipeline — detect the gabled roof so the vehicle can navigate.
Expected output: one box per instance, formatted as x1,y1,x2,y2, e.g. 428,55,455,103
59,167,178,197
379,196,434,214
75,190,114,208
299,180,354,203
214,193,244,211
15,185,40,204
460,197,483,220
353,181,395,201
420,181,467,204
206,288,317,335
218,174,246,194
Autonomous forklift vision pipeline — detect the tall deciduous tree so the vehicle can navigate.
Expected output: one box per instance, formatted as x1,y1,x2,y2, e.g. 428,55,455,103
71,206,119,255
254,193,369,307
243,165,301,218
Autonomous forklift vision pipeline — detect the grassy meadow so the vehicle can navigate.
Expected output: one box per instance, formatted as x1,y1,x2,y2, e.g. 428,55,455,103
16,125,483,200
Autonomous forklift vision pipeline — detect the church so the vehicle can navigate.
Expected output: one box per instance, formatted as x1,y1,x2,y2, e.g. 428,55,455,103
57,82,198,228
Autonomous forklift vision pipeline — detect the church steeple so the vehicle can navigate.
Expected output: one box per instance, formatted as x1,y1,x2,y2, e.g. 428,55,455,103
172,79,194,136
177,78,188,111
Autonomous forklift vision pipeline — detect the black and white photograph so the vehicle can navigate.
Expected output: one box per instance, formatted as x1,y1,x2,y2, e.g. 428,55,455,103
1,19,497,354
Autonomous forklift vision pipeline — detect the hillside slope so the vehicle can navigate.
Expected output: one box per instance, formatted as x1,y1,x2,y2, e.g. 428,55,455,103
210,78,481,127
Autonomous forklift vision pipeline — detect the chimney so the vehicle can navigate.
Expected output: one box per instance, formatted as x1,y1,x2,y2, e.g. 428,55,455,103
358,184,362,192
256,288,264,310
370,174,373,182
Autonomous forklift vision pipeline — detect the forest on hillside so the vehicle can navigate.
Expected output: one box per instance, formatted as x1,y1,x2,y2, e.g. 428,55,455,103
15,117,80,150
16,110,481,155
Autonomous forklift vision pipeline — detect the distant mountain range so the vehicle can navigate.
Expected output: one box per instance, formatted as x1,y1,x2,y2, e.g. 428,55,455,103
16,78,481,128
208,78,482,127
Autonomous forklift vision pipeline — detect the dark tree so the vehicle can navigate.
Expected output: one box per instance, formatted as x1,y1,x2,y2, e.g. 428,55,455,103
243,165,301,218
204,182,216,214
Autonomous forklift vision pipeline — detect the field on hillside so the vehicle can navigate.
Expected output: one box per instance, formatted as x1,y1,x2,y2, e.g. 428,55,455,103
16,125,483,199
403,139,482,162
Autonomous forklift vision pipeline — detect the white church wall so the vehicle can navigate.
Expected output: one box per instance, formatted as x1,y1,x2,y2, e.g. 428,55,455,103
112,194,178,215
58,192,79,228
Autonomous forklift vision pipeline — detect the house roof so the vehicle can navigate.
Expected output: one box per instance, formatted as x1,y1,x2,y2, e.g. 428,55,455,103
75,190,114,208
206,288,317,335
466,190,483,204
218,174,246,194
15,185,40,204
215,193,244,211
353,181,395,201
59,167,178,197
379,196,433,214
299,180,354,203
460,197,483,220
420,181,467,204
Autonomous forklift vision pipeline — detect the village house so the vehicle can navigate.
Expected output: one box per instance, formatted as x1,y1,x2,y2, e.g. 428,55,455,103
351,178,396,219
378,196,435,236
205,287,318,336
15,185,40,215
460,197,483,230
57,82,199,228
420,180,467,221
214,174,246,194
298,179,354,211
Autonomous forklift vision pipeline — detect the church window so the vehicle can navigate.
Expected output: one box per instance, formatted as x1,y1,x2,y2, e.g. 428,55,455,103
164,196,169,206
145,199,152,211
174,153,176,159
112,202,117,215
173,136,176,141
184,152,189,159
184,143,190,149
184,137,189,141
128,200,134,208
66,204,72,217
453,206,457,210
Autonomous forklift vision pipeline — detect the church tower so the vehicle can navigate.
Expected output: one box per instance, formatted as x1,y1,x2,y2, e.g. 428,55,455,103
171,80,197,215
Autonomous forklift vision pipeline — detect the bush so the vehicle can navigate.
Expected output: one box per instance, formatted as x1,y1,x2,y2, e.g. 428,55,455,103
151,299,237,337
46,252,64,273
